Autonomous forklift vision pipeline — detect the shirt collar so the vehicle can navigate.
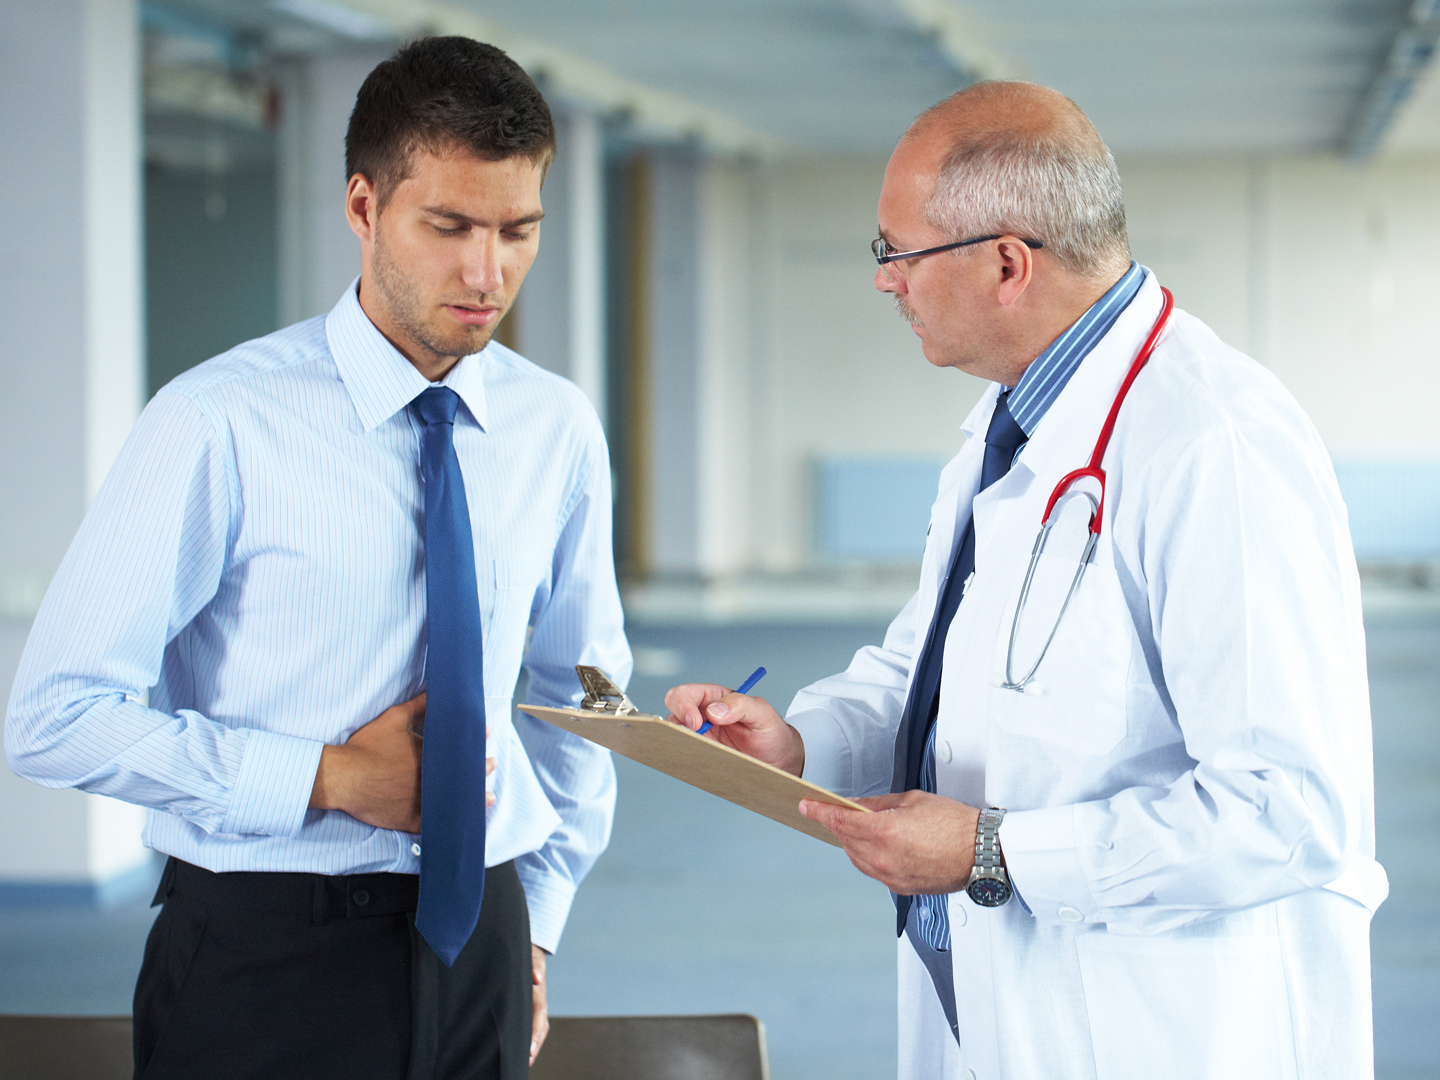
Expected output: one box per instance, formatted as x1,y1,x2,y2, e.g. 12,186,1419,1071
1005,262,1145,436
325,278,490,433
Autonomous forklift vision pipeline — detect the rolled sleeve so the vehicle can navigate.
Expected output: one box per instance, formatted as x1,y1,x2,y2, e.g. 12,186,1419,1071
222,730,325,838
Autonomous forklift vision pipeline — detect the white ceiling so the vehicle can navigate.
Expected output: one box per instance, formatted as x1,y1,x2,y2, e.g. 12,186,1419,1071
156,0,1436,157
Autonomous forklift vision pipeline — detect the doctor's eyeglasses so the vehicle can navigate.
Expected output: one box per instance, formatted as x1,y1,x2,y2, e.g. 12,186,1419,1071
871,234,1044,266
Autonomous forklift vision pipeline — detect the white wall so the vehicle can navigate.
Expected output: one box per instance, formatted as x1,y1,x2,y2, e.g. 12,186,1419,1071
1122,153,1440,458
749,157,990,572
727,150,1440,573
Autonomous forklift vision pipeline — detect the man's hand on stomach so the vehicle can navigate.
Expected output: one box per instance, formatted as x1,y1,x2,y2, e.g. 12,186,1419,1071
309,692,497,832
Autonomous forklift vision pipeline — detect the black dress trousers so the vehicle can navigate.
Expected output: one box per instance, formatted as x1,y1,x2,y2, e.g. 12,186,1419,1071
133,858,531,1080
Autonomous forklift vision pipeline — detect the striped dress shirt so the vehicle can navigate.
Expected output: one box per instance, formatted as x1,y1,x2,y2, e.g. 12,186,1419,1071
912,261,1146,952
5,281,631,952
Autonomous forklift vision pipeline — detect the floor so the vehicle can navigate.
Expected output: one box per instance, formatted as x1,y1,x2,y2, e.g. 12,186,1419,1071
1,608,1436,1079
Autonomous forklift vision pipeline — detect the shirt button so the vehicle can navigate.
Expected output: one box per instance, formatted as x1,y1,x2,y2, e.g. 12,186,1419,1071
411,843,422,856
938,740,953,764
918,907,931,920
352,889,370,907
1058,906,1083,923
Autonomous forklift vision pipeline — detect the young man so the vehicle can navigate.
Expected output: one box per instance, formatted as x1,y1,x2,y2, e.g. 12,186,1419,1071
6,37,629,1080
668,83,1383,1079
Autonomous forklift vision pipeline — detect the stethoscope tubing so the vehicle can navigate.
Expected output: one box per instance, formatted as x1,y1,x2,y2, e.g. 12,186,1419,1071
998,287,1176,694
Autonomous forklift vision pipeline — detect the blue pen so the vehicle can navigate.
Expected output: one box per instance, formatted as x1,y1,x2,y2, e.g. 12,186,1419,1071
697,666,767,736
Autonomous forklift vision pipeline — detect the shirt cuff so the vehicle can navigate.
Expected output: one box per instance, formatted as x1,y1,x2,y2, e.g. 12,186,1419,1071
1000,803,1100,927
515,857,577,954
222,730,325,838
787,707,854,795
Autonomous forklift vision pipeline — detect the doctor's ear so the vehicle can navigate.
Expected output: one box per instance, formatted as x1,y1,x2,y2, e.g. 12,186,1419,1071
994,236,1035,307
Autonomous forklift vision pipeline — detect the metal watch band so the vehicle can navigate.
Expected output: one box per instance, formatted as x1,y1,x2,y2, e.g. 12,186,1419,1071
974,807,1007,873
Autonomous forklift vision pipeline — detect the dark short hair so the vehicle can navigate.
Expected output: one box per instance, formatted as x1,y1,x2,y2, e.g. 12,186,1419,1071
345,36,556,205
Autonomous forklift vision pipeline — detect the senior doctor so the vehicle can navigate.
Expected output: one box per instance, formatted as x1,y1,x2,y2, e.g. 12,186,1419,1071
666,82,1386,1080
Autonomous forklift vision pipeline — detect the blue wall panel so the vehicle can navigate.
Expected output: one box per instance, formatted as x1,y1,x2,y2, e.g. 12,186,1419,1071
817,456,1440,565
815,457,946,561
1333,459,1440,560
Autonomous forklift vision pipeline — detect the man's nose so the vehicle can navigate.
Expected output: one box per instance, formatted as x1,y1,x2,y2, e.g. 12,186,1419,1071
463,236,504,294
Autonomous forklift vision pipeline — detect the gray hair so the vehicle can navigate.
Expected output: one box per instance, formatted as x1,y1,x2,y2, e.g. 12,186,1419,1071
919,87,1131,279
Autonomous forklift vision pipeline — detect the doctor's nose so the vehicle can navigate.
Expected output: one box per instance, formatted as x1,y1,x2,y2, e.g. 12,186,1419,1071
875,261,905,294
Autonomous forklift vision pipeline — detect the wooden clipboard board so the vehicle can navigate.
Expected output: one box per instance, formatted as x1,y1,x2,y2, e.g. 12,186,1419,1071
518,704,868,847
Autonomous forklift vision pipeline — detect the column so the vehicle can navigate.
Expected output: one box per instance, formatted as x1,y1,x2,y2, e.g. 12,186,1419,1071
276,45,393,325
644,151,757,578
515,107,607,420
0,0,150,902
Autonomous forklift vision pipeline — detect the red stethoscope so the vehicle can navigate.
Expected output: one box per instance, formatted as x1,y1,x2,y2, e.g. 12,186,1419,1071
995,287,1175,695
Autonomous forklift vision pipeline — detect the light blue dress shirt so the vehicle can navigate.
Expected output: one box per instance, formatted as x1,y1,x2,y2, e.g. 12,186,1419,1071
5,282,631,952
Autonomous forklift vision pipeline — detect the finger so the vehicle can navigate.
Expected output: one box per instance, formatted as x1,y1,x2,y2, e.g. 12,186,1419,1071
703,691,767,728
800,799,877,838
486,792,495,807
854,793,908,811
486,755,496,776
665,683,728,731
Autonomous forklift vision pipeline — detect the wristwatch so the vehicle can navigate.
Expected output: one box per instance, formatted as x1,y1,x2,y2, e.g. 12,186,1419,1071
965,807,1013,907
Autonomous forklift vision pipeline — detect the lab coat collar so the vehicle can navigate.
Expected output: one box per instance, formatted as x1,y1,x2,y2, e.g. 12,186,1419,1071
1001,270,1168,489
326,278,491,433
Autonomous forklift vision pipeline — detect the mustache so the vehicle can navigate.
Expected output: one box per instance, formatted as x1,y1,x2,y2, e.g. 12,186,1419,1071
894,295,922,327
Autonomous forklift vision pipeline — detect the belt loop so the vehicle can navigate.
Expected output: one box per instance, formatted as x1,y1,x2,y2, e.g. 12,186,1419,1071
151,856,177,908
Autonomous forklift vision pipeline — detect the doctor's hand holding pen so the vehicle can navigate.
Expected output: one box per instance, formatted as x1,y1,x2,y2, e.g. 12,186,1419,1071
665,678,983,896
664,678,807,779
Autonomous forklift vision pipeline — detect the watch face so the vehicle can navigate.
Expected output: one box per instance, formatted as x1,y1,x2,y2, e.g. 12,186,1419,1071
966,876,1013,908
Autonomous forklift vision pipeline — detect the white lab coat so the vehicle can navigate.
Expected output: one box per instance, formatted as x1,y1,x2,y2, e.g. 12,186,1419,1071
790,273,1387,1080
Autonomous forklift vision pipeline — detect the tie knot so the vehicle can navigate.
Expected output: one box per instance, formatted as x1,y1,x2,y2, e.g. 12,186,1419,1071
413,386,460,427
985,391,1028,452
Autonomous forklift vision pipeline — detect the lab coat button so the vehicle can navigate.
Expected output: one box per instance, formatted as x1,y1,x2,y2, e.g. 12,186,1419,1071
1058,906,1083,923
411,843,422,857
966,1070,978,1080
952,904,966,927
938,740,953,764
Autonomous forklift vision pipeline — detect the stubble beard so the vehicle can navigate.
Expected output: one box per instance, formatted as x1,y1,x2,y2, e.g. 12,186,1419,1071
372,227,498,364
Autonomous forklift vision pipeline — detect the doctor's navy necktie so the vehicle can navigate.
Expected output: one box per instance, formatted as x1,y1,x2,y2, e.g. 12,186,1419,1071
412,386,488,967
893,389,1029,951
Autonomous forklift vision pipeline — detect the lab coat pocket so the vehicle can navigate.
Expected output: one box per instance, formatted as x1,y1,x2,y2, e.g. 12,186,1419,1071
1074,932,1298,1080
988,548,1132,756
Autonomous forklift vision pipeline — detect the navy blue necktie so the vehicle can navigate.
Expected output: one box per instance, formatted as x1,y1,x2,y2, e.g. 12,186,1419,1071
891,390,1028,937
412,386,487,967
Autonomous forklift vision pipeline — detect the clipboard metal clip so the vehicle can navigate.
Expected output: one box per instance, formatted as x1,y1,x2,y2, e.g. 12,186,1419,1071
576,665,639,716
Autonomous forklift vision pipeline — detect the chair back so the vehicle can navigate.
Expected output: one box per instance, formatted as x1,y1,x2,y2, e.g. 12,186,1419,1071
530,1014,769,1080
0,1015,132,1080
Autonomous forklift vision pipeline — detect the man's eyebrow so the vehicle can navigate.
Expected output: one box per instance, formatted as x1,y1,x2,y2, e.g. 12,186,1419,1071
420,206,545,228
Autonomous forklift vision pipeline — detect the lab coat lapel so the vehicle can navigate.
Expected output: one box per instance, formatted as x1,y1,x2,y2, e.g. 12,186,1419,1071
919,384,998,621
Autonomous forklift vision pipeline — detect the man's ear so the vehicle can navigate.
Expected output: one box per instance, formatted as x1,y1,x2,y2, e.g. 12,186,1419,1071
345,174,379,244
994,236,1035,307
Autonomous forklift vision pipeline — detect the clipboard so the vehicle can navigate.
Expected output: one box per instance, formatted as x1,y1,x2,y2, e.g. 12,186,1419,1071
519,666,869,847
